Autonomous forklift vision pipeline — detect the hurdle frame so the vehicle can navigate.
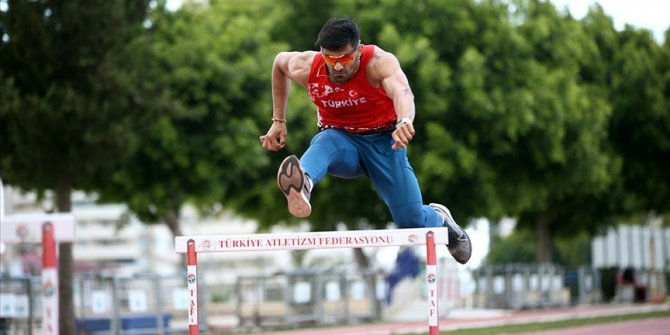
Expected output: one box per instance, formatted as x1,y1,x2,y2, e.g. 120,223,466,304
0,212,76,335
175,227,449,335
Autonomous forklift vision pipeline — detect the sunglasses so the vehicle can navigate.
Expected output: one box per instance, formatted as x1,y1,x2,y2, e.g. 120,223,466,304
321,44,359,67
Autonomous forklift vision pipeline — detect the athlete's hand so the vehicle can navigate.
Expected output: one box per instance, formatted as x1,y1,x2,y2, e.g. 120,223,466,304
260,122,287,151
391,123,415,150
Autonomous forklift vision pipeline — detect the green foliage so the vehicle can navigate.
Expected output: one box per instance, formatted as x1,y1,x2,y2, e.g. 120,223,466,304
485,229,537,265
0,0,154,191
0,1,154,332
486,228,591,267
96,0,287,231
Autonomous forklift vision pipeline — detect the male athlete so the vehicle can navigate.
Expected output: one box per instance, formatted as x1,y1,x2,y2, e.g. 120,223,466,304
260,18,471,264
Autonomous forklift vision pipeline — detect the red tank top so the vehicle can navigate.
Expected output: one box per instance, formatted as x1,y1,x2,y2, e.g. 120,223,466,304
307,44,397,133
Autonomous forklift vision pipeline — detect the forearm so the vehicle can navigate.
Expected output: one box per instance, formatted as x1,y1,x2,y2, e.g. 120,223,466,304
393,88,415,123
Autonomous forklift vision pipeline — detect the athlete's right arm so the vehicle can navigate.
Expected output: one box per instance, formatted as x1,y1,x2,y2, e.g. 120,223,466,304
261,51,317,152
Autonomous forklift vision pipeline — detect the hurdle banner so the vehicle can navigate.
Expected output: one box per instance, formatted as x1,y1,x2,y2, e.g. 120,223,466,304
1,212,76,335
175,227,449,335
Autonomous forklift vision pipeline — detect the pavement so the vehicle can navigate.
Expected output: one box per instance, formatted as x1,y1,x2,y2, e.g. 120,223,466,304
258,303,669,335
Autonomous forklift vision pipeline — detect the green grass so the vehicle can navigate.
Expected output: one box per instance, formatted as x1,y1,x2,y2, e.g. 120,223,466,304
425,311,670,335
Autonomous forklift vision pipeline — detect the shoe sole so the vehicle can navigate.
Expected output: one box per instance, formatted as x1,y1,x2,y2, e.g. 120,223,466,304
277,155,311,218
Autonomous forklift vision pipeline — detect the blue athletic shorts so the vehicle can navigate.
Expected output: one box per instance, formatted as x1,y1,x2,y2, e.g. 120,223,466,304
299,129,442,229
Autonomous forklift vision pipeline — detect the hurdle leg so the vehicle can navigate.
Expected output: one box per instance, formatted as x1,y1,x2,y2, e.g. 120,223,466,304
425,231,439,335
42,223,59,335
187,240,199,335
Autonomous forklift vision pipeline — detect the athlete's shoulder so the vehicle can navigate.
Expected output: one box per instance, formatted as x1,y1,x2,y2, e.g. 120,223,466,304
276,50,319,69
366,45,401,81
275,50,319,86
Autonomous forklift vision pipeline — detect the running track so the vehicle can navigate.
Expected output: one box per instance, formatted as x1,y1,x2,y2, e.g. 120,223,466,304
531,317,670,335
260,304,669,335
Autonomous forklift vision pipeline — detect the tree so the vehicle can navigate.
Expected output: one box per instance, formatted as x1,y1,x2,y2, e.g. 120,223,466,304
606,26,669,215
488,0,615,262
96,0,286,245
0,1,154,332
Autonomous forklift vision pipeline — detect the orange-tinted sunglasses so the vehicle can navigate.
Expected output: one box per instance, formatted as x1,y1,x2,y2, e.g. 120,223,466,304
321,44,359,67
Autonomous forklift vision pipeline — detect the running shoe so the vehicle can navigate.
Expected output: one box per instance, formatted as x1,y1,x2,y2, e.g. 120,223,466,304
429,203,472,264
277,155,312,218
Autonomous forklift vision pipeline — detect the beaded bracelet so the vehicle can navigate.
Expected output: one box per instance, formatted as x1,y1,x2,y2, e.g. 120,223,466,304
271,117,286,123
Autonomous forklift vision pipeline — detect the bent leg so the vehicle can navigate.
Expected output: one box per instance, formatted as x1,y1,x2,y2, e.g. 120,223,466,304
300,129,364,184
356,134,442,228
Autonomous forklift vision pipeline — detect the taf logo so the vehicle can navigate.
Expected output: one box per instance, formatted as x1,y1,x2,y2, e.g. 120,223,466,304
43,281,55,297
427,273,436,284
17,224,29,241
187,273,196,284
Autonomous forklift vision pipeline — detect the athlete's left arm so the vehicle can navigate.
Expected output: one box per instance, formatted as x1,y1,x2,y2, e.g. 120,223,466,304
374,50,416,150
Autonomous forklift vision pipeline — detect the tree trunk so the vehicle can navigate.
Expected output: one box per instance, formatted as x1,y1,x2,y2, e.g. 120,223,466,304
352,247,370,270
344,221,370,270
163,209,186,266
56,179,75,335
163,209,183,237
535,215,552,264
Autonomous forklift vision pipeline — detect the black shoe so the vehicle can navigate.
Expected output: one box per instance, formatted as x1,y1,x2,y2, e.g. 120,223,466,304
429,203,472,264
277,155,312,218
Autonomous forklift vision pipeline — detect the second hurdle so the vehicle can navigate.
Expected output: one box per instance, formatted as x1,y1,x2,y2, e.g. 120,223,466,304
175,227,450,335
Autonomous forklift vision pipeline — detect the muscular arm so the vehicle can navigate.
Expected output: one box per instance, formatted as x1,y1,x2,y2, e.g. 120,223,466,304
261,51,317,151
369,48,416,150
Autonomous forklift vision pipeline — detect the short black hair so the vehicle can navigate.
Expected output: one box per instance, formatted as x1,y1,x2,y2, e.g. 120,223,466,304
315,17,360,50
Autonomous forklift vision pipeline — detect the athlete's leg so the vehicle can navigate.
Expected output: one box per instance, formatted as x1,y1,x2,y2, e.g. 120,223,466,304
300,129,364,183
354,133,442,228
355,133,472,263
278,129,364,218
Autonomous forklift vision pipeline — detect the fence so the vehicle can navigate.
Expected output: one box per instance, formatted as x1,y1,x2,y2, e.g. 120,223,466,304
0,275,39,335
472,263,574,310
234,270,383,330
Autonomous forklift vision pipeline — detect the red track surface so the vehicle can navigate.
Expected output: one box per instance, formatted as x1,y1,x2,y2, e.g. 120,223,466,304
259,304,669,335
530,317,670,335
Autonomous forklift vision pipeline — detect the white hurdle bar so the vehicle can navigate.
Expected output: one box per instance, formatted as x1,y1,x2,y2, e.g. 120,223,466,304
175,227,449,335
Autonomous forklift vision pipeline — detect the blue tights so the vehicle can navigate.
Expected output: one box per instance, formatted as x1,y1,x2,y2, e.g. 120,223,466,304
299,129,442,228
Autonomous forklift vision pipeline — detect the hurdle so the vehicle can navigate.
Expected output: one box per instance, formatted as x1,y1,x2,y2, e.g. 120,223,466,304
1,212,76,335
175,227,449,335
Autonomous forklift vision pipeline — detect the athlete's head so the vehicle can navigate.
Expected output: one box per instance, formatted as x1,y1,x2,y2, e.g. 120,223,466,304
316,18,362,84
315,18,360,51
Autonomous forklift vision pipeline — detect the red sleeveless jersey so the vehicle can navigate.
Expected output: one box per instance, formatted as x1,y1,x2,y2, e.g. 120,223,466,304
307,44,397,133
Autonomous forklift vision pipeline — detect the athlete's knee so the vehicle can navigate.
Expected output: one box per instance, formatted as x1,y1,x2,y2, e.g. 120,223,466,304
391,203,425,228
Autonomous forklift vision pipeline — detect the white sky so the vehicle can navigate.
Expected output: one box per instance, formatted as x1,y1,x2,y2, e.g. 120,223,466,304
552,0,669,42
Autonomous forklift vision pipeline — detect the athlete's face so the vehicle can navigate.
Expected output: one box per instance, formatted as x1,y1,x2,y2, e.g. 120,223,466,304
321,43,361,84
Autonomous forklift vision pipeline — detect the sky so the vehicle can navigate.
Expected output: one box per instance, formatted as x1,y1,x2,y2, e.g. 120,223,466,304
551,0,669,43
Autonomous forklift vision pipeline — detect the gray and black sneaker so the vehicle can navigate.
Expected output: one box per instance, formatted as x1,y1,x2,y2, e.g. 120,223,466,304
277,155,312,218
429,203,472,264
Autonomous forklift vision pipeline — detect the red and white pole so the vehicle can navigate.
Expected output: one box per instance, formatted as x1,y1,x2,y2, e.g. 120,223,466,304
425,231,439,335
42,222,58,335
187,240,199,335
